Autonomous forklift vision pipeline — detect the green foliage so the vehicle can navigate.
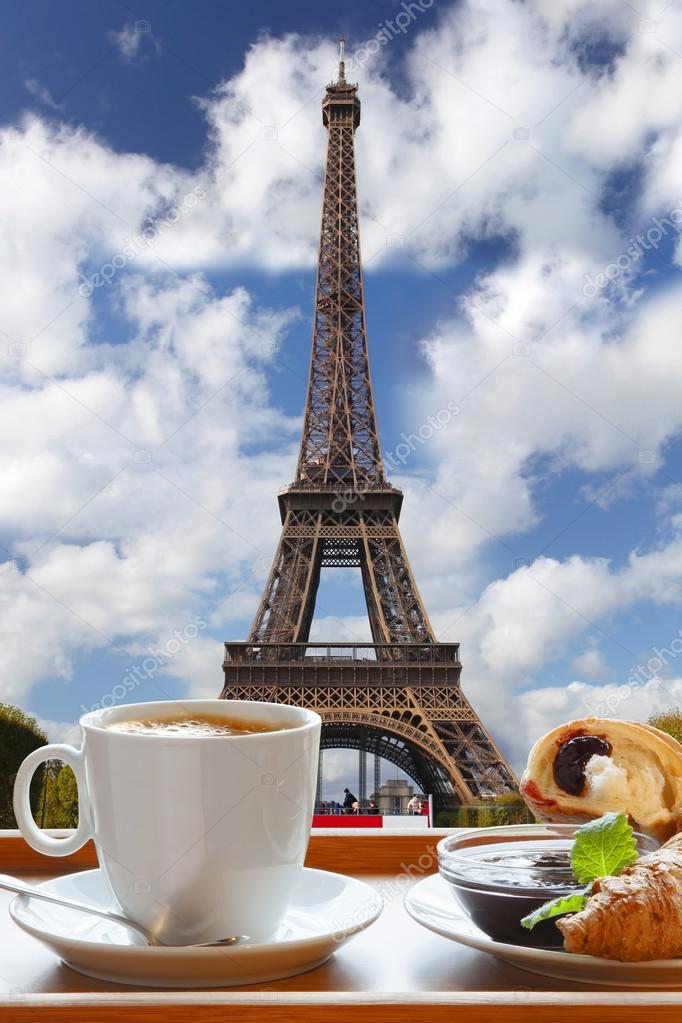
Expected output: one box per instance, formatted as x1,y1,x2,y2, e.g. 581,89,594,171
521,890,590,930
571,811,637,883
521,812,638,931
648,708,682,744
0,704,47,828
436,797,535,829
0,705,79,830
41,764,79,828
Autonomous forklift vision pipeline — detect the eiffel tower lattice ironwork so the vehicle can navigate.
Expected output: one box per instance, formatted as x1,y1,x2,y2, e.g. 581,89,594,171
220,40,517,808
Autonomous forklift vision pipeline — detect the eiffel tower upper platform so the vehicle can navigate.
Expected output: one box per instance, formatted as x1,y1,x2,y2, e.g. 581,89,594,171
220,40,516,809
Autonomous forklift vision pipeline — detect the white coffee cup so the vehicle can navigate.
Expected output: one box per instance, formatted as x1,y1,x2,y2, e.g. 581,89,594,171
13,699,321,945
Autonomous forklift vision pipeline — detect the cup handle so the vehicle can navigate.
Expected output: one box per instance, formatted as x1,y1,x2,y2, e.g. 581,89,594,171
13,744,93,857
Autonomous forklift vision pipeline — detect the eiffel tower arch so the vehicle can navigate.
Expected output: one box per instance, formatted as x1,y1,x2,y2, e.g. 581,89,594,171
220,40,517,812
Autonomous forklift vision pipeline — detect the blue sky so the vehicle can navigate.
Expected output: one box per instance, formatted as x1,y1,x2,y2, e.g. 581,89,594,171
3,0,682,796
1,0,426,166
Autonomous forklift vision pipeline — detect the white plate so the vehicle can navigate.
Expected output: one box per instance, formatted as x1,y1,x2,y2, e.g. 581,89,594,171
10,867,382,988
405,873,682,988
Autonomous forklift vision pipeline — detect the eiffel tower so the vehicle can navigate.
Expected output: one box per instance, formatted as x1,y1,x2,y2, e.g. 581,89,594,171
220,40,516,811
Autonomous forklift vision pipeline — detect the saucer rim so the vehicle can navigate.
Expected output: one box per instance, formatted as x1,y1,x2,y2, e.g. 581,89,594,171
404,872,682,974
10,865,383,956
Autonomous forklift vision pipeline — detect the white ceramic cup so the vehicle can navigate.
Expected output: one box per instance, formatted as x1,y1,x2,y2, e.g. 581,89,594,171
13,699,321,945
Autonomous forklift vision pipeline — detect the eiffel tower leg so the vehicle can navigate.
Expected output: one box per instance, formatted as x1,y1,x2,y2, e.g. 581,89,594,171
360,517,434,643
425,689,518,797
315,748,323,806
249,518,322,643
358,750,367,802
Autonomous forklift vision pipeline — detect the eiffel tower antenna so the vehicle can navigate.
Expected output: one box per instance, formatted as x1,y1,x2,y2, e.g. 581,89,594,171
337,35,346,82
220,46,517,811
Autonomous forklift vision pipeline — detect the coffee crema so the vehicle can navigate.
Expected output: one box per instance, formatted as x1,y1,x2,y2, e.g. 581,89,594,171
107,711,289,737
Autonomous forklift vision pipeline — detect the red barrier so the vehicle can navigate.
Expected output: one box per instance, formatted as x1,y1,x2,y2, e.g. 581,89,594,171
312,814,382,828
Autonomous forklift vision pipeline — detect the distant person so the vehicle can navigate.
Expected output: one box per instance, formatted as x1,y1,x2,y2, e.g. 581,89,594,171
343,787,357,813
352,800,360,814
407,795,422,815
368,799,378,815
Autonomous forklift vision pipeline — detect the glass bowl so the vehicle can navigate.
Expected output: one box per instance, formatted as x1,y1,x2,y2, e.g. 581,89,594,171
437,823,658,948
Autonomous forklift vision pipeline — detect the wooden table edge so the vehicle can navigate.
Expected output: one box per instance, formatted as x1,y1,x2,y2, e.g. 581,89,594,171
0,829,453,874
3,990,682,1005
2,992,682,1023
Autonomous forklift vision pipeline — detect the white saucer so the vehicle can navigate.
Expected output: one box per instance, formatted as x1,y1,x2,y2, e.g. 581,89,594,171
405,873,682,989
10,867,382,988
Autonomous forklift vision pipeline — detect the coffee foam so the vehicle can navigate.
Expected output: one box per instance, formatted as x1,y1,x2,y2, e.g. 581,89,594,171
107,714,284,737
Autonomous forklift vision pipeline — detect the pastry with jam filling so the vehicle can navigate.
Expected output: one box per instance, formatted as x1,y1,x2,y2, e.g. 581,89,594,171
520,718,682,842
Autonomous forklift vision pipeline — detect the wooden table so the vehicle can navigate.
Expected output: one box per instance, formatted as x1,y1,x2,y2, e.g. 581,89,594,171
1,829,680,1021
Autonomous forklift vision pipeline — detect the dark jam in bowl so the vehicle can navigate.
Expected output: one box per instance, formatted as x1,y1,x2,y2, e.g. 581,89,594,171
437,826,659,949
439,840,578,948
451,847,575,888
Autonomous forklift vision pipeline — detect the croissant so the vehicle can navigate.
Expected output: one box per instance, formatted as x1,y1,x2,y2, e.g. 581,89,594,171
520,717,682,842
558,833,682,961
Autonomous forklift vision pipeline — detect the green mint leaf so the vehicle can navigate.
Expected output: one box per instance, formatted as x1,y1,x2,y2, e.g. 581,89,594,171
570,811,638,884
521,889,590,930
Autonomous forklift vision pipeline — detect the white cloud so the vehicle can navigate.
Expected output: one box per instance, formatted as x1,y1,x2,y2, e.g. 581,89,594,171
24,79,61,111
567,17,682,169
308,615,373,643
428,529,682,766
0,256,298,705
396,283,682,588
571,643,609,679
0,117,183,375
109,22,158,61
35,717,81,746
516,676,682,771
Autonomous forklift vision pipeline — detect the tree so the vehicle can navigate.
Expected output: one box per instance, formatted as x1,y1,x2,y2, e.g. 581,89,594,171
41,763,79,828
648,708,682,745
0,704,47,828
436,794,535,828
